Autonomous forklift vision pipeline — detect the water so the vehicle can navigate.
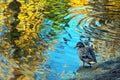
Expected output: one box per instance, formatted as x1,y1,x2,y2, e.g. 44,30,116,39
66,0,120,41
0,0,120,80
36,0,120,79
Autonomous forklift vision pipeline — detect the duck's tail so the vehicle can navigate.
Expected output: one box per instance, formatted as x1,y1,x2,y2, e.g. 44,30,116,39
89,61,96,64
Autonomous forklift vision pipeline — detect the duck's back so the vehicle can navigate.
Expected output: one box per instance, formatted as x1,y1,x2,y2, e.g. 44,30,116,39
78,47,97,64
86,47,97,63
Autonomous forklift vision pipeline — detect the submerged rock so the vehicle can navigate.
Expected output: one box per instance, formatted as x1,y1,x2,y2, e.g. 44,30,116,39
71,57,120,80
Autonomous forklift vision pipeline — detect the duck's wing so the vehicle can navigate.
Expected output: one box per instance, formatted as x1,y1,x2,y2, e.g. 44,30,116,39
86,47,97,63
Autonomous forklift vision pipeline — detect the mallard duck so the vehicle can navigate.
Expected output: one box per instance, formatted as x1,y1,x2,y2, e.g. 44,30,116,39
75,42,97,67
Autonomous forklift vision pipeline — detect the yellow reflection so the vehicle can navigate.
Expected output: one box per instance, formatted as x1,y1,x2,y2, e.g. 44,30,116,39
0,0,47,79
68,0,89,14
68,0,88,7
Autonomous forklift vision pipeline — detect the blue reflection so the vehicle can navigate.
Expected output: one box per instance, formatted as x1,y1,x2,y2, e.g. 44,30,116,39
0,26,7,38
36,20,86,79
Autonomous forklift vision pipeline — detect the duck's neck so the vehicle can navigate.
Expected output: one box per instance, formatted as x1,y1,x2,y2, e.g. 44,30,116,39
78,47,86,53
78,47,85,50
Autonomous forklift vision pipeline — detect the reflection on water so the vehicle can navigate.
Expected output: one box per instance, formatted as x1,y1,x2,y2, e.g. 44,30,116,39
35,21,82,79
66,0,120,61
67,0,120,41
0,0,120,80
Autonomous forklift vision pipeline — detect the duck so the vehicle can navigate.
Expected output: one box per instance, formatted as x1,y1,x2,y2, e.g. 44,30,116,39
75,42,97,67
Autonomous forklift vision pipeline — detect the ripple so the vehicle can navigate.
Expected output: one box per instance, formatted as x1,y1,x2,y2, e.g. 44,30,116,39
66,0,120,41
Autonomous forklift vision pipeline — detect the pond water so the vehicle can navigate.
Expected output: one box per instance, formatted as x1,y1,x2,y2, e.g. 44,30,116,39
35,20,81,80
0,0,120,80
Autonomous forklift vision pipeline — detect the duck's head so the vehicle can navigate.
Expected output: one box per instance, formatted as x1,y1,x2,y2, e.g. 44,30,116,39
75,42,85,48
